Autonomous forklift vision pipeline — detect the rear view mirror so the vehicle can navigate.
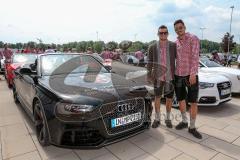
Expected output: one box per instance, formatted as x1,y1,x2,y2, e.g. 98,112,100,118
104,65,112,71
19,68,33,75
30,63,37,71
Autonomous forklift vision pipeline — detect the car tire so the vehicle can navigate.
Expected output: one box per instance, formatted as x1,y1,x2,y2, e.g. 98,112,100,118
34,101,50,146
12,85,19,103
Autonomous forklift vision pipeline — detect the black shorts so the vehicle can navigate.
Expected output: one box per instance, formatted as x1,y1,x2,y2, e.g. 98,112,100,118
174,75,199,103
154,80,174,98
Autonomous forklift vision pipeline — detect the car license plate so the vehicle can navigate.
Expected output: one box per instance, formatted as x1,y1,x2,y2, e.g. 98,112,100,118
221,88,231,96
111,112,142,128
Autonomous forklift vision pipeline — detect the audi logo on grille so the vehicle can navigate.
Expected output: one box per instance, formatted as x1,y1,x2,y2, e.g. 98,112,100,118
222,83,229,88
117,103,135,112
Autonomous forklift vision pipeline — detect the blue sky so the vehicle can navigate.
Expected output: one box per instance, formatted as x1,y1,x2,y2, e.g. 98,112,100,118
0,0,239,44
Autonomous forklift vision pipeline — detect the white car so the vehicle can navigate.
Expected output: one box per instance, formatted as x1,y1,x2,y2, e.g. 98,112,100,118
200,57,240,93
127,69,231,106
196,72,231,106
120,55,139,65
170,72,231,107
0,57,5,74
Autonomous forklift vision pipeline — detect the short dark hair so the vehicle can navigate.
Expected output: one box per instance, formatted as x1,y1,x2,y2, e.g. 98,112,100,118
158,25,168,30
174,19,185,26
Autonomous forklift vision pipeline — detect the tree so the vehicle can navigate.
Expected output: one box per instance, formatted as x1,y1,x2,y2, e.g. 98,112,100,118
106,41,118,51
128,41,146,52
93,41,105,53
221,32,236,53
0,41,4,48
27,41,36,49
76,41,87,52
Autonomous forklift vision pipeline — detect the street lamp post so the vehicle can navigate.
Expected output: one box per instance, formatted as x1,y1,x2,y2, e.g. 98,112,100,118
200,27,206,53
228,6,234,55
134,33,137,42
96,31,99,41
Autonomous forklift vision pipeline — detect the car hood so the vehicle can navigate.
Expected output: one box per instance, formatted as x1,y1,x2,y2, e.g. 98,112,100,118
198,71,229,83
200,67,240,76
38,73,148,105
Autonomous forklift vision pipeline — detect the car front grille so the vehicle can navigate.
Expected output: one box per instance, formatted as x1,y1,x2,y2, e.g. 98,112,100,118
100,97,145,135
61,127,104,146
198,97,217,104
217,81,231,99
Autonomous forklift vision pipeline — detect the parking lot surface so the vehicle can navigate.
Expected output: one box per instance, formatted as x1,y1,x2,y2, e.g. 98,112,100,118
1,79,240,160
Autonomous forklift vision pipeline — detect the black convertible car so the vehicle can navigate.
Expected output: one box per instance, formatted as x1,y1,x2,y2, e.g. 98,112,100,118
13,53,152,148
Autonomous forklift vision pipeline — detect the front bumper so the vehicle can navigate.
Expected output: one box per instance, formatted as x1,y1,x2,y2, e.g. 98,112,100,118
198,82,231,106
46,98,152,148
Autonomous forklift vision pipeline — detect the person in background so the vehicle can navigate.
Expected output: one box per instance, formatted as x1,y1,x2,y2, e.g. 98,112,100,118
23,46,31,53
237,54,240,69
101,48,113,60
211,51,221,64
2,44,13,61
0,50,3,80
174,19,202,139
86,47,93,54
227,53,232,67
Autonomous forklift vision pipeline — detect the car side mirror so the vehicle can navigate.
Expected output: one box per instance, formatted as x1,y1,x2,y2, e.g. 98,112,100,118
30,63,37,71
19,68,33,75
104,65,112,71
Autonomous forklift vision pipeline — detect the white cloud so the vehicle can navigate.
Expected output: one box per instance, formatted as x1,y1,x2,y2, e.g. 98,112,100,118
0,0,239,43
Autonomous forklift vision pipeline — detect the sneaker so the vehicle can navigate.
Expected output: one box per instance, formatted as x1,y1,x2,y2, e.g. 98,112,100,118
165,120,173,128
175,122,188,130
152,120,160,128
188,128,202,139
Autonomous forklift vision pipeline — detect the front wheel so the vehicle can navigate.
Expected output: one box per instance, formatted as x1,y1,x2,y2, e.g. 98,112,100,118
33,101,50,146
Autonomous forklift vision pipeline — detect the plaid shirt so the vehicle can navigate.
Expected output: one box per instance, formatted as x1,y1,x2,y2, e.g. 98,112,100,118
159,42,167,81
2,49,13,60
175,32,200,76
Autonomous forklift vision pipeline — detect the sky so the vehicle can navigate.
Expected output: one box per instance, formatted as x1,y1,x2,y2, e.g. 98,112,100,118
0,0,239,44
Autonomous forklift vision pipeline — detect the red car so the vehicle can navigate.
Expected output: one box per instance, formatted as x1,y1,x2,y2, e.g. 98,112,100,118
5,53,37,88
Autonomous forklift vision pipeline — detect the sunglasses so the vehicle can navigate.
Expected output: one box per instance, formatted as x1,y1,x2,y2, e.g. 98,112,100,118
159,32,168,35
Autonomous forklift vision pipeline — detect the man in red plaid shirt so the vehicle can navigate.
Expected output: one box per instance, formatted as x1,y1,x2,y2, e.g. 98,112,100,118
174,19,202,139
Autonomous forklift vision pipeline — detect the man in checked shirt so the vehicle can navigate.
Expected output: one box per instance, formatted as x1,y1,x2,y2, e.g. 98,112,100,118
174,19,202,139
147,25,176,128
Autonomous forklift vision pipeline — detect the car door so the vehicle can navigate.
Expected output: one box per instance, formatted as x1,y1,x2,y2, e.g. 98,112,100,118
20,74,36,111
14,69,25,101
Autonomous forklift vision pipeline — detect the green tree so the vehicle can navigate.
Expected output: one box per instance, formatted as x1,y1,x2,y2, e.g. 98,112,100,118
221,32,236,53
106,41,118,51
128,41,146,52
15,43,23,49
0,41,4,48
76,41,87,52
93,41,105,53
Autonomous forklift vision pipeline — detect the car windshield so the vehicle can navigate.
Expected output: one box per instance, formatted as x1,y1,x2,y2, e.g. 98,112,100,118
41,54,108,76
13,54,37,63
200,57,222,67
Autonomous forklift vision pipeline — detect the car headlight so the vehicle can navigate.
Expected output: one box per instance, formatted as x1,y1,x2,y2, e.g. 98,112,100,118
199,82,214,89
56,103,94,115
237,75,240,80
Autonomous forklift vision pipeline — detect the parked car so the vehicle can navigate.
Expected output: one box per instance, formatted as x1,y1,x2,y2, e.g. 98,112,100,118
171,72,231,107
200,57,240,93
120,55,139,65
0,57,5,74
5,53,37,88
13,53,152,148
